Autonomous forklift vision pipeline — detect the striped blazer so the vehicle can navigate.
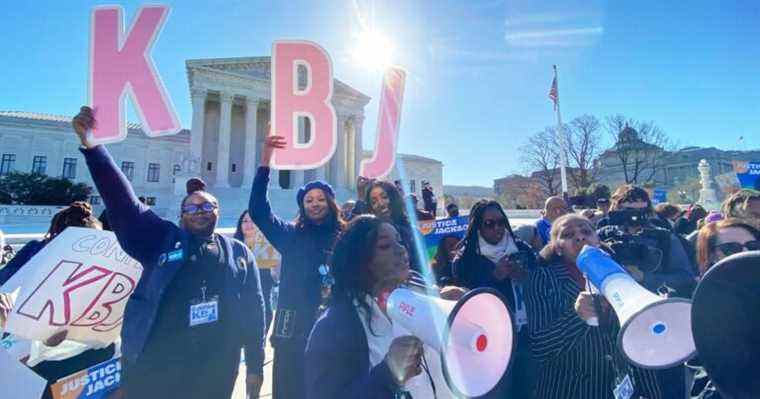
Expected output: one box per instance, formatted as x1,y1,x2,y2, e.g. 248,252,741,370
525,261,662,399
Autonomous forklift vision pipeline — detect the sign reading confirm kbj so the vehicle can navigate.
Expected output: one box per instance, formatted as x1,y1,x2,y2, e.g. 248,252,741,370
0,228,142,346
89,5,406,179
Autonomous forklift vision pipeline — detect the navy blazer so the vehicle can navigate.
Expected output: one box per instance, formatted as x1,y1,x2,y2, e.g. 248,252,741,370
81,146,266,374
305,299,401,399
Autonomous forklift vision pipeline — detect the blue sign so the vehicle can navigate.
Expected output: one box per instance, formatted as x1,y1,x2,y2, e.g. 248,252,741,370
734,161,760,190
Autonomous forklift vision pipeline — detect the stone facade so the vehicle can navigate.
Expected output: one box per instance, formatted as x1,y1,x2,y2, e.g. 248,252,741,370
0,56,446,225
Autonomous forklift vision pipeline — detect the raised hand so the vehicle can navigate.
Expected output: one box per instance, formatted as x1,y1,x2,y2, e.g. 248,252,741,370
260,134,287,167
72,106,97,149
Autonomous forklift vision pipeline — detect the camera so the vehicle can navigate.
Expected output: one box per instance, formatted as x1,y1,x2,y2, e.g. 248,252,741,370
599,227,668,273
607,208,649,227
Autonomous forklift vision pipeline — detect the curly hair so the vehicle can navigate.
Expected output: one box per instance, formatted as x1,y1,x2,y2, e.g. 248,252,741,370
46,201,101,241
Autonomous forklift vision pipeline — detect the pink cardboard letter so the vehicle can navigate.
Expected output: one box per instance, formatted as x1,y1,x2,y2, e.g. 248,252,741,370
360,67,406,178
271,41,336,169
89,5,180,144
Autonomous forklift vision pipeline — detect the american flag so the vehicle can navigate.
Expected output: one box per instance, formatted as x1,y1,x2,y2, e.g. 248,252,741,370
548,76,559,110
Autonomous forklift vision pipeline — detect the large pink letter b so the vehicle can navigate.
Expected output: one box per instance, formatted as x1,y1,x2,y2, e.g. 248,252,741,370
89,5,180,145
270,41,336,169
360,67,407,178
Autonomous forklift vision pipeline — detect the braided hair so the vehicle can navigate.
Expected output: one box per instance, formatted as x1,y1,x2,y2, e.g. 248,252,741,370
457,199,515,260
45,201,102,241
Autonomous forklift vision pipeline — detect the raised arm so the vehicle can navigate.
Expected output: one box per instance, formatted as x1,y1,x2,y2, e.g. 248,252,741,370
73,107,171,265
247,135,295,250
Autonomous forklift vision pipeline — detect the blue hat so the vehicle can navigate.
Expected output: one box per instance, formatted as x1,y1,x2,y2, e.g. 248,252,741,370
297,180,335,206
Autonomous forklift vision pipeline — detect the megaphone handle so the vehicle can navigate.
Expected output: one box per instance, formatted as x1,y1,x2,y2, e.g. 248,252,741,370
585,277,607,329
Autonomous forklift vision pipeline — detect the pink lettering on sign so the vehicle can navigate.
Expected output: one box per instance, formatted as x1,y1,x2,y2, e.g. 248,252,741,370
399,301,416,318
270,41,337,169
360,67,407,178
89,5,180,145
15,260,137,332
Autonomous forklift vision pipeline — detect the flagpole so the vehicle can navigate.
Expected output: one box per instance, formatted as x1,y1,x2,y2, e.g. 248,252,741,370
553,65,569,201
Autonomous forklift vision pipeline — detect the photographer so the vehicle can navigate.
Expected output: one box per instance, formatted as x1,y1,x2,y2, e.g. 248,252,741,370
421,180,437,217
597,186,695,399
597,185,696,295
452,199,536,397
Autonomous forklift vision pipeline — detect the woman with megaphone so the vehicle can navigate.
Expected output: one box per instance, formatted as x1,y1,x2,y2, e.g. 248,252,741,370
305,215,463,399
526,214,662,399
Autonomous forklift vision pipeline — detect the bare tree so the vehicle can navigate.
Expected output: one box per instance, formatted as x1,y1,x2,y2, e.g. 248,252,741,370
565,115,602,190
519,128,561,196
604,115,670,185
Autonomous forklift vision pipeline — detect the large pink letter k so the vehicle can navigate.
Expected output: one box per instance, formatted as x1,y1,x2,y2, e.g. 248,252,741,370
89,5,180,144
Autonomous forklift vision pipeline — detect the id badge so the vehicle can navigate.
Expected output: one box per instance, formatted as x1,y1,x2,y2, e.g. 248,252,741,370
189,295,219,327
613,374,634,399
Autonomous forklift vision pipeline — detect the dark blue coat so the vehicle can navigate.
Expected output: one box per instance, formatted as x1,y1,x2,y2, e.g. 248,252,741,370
305,299,401,399
248,166,341,349
81,146,265,374
0,239,46,285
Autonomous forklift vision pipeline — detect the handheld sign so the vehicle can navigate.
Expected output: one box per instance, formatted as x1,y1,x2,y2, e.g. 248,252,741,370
270,41,337,169
360,67,406,179
89,5,180,144
1,228,142,346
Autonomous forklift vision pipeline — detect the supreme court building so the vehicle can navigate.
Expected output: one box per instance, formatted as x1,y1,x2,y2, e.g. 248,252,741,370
0,57,444,224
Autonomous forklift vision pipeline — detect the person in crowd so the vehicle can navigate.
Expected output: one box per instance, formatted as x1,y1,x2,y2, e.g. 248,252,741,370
72,107,265,399
526,214,662,399
598,185,696,294
341,200,356,222
654,202,681,230
721,189,760,229
674,204,708,236
394,180,405,195
408,194,435,221
363,180,422,271
445,203,460,218
0,202,116,399
696,218,760,276
305,215,463,399
535,196,569,248
431,235,460,286
597,185,694,398
421,180,437,217
590,197,611,227
250,134,345,399
452,199,536,397
234,210,276,332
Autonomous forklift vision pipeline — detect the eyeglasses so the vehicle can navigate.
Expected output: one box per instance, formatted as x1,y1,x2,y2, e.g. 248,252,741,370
482,218,507,229
182,202,217,215
716,240,760,257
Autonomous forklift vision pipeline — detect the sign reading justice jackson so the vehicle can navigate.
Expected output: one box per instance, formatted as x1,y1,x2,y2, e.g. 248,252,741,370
1,228,143,346
87,5,406,179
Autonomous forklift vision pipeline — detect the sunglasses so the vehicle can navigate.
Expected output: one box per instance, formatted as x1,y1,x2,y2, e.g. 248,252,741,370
482,218,507,229
716,240,760,257
182,202,217,215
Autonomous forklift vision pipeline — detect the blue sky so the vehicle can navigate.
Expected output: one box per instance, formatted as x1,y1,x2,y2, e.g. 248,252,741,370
1,1,758,187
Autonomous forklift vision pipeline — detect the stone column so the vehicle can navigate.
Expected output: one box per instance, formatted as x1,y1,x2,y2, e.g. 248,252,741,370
330,115,348,188
242,97,259,188
189,88,207,168
215,92,233,188
292,171,305,188
353,115,364,181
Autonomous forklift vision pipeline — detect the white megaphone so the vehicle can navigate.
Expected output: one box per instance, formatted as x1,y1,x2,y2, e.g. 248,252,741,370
386,287,514,398
577,245,696,369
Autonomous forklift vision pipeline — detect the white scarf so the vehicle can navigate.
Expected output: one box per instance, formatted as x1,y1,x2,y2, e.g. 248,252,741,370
478,232,518,263
477,233,528,330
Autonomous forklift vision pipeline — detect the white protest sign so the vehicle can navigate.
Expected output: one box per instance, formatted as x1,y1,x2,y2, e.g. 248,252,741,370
0,348,47,399
1,227,142,346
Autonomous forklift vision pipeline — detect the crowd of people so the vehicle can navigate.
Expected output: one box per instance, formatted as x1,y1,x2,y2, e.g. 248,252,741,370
0,105,758,398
